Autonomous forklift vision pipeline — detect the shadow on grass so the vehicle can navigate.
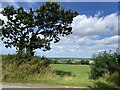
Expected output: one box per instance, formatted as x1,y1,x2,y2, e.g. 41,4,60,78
54,70,75,77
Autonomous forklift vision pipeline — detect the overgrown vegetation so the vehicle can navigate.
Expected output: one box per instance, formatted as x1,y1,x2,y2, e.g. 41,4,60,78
2,54,93,87
90,49,120,88
2,54,51,82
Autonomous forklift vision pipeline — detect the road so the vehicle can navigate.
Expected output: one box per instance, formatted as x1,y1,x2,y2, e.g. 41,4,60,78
1,82,118,90
1,82,83,88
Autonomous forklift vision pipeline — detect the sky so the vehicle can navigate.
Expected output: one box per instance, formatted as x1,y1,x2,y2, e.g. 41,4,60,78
0,1,119,58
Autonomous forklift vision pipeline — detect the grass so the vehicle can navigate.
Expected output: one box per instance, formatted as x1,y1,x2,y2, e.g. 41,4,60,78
49,64,93,87
2,60,93,87
23,64,93,87
2,62,119,88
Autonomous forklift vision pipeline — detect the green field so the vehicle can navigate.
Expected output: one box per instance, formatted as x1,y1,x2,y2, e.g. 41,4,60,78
26,64,93,87
49,64,93,87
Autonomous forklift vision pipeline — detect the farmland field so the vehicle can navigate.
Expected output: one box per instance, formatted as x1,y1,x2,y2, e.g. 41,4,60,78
49,64,93,87
27,64,93,87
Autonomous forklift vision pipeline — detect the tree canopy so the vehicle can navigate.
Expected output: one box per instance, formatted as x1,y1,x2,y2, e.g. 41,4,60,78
1,2,78,56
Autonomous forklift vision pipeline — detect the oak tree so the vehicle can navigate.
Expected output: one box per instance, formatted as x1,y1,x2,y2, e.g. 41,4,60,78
1,2,78,56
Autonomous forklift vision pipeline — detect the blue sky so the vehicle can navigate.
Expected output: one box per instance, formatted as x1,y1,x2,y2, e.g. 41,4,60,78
0,2,119,58
2,2,118,15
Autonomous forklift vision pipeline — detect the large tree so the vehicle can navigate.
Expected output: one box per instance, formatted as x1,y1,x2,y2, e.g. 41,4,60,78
1,2,78,56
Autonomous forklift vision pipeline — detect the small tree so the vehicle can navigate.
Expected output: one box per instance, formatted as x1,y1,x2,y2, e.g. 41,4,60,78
66,59,72,64
81,60,89,65
90,49,120,80
1,2,78,56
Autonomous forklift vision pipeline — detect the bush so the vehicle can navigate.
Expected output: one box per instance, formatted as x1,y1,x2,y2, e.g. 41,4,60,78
66,59,73,64
81,60,89,65
93,72,120,88
2,54,51,82
90,49,120,87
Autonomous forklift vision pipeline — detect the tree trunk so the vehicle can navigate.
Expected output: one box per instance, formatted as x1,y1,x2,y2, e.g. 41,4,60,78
26,47,34,56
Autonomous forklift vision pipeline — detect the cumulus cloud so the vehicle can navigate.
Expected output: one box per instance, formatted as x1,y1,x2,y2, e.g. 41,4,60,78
71,13,118,37
45,12,119,58
97,35,119,45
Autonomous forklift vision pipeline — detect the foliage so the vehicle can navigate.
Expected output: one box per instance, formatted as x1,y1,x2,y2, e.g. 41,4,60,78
2,54,51,81
48,59,92,65
90,49,120,87
66,59,73,64
93,72,120,88
81,60,89,65
1,2,78,56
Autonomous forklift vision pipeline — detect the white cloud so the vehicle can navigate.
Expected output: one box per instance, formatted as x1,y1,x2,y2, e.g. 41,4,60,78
0,13,8,25
47,13,119,57
0,12,8,29
71,13,118,37
98,35,119,45
0,8,3,12
58,46,63,49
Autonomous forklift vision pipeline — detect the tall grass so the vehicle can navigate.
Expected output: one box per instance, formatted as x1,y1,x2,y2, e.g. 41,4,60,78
2,54,51,82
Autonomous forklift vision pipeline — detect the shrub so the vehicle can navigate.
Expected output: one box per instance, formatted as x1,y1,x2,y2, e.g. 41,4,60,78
54,60,58,64
66,59,72,64
81,60,89,65
90,49,120,87
2,55,51,81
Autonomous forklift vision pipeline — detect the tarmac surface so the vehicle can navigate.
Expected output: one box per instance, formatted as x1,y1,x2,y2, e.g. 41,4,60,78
1,82,119,90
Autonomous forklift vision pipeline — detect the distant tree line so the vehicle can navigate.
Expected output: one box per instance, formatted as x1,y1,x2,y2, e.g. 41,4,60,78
48,59,93,65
